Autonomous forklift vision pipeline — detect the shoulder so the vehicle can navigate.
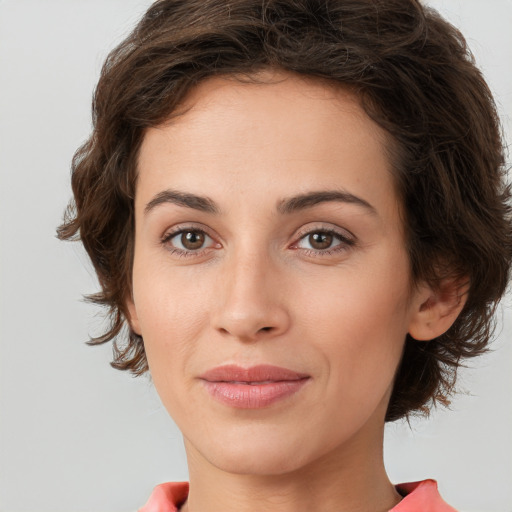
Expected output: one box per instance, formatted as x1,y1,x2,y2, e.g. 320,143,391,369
392,479,458,511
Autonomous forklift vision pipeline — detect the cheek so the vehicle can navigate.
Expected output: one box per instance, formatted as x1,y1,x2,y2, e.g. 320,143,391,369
131,261,212,382
301,261,411,393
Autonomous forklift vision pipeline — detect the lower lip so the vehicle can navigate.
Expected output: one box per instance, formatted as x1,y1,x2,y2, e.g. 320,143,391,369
201,379,309,409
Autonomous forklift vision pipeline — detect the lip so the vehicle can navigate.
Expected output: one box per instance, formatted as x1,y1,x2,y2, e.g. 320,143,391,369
199,364,310,409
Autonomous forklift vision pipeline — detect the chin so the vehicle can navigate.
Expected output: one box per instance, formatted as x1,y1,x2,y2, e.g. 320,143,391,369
187,424,333,477
209,446,310,476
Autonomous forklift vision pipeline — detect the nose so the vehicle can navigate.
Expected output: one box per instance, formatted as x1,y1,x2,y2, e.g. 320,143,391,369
212,249,291,343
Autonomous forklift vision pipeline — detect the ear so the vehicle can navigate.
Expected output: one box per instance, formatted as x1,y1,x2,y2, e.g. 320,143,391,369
408,277,469,341
125,295,142,336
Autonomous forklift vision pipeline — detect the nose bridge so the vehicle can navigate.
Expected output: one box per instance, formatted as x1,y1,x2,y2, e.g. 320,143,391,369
230,244,269,291
213,241,289,341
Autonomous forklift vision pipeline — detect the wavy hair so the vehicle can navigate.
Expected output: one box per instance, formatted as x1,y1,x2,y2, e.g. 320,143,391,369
58,0,512,421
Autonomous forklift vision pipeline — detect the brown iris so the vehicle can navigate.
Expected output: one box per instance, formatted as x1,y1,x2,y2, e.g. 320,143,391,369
308,232,333,250
181,231,205,250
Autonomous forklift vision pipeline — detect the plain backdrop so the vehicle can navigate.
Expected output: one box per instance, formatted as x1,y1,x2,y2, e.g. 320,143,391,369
0,1,511,511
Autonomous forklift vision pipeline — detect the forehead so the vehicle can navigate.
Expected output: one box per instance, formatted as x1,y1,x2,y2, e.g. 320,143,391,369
136,70,401,223
155,70,384,148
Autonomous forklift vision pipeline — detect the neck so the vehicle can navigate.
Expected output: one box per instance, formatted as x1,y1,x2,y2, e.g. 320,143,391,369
181,416,401,512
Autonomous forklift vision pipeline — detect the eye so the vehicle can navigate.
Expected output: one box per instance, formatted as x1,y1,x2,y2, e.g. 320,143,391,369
299,232,338,251
162,227,218,255
293,228,355,255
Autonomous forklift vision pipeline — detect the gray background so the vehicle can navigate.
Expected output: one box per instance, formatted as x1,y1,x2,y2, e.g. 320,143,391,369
0,1,511,511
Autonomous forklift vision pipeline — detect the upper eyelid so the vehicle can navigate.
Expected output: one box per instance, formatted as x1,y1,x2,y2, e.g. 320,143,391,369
293,232,354,252
161,223,216,240
294,223,355,241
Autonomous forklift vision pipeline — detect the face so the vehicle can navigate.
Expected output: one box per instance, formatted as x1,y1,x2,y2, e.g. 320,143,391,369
129,70,425,476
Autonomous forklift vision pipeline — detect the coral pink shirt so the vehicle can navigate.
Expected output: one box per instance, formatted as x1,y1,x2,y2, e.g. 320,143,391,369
139,479,457,511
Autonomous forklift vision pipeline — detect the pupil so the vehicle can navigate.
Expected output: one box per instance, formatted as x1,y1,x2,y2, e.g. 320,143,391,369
310,232,332,250
182,231,204,250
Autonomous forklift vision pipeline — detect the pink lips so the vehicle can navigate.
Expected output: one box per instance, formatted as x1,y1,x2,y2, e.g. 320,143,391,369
199,365,310,409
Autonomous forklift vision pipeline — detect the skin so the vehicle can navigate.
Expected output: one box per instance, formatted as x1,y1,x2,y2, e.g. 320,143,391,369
127,70,464,512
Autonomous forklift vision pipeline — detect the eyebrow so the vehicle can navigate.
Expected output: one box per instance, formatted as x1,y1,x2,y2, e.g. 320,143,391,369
144,188,377,216
144,189,219,215
277,190,377,216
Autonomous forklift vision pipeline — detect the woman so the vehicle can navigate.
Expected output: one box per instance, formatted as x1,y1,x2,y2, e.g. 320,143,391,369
58,0,511,510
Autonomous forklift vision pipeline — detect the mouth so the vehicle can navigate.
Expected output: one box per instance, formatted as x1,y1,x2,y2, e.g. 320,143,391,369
199,364,310,409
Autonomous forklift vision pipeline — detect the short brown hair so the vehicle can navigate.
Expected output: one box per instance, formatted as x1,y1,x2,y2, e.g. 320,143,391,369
58,0,512,421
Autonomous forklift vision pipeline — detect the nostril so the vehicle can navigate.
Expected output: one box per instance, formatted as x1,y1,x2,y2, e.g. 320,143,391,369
260,326,273,332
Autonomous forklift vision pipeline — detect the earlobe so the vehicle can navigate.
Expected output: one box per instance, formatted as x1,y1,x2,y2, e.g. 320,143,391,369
408,278,469,341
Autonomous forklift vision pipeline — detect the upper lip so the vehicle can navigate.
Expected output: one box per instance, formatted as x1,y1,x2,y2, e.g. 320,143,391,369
199,364,310,383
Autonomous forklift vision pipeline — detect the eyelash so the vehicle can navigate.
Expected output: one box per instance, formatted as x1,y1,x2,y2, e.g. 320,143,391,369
161,225,218,258
160,225,355,258
291,227,355,257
